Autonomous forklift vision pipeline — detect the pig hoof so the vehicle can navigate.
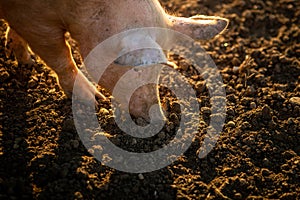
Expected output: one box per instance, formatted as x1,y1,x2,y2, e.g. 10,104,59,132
95,89,107,101
74,85,106,103
72,86,106,106
63,69,107,104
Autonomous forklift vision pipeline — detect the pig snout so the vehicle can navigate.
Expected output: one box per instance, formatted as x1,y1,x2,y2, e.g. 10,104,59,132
98,63,164,122
128,83,162,122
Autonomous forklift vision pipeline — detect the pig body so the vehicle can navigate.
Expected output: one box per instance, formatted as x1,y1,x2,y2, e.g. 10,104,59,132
0,0,228,120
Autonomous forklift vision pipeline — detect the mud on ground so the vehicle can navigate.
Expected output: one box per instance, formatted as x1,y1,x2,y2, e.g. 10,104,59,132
0,0,299,199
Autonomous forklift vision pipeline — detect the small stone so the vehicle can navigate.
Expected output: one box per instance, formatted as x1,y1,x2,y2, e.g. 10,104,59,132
250,102,257,109
74,191,83,199
239,178,247,186
262,105,272,120
99,108,109,115
233,66,240,73
245,86,255,96
289,97,300,106
262,157,271,167
169,113,179,124
261,168,271,176
28,79,38,88
201,107,211,115
236,83,244,90
132,138,137,145
227,121,236,128
234,193,242,199
180,62,189,71
50,128,57,133
0,71,10,82
195,81,206,93
138,173,144,180
287,118,294,125
241,121,251,130
227,108,235,116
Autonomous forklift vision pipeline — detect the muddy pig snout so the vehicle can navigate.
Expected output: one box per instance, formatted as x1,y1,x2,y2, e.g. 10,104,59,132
104,63,164,122
129,83,163,122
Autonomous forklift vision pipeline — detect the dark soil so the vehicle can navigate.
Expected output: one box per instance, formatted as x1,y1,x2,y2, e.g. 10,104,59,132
0,0,299,199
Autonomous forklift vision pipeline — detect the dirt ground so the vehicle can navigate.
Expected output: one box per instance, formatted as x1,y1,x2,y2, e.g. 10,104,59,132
0,0,299,199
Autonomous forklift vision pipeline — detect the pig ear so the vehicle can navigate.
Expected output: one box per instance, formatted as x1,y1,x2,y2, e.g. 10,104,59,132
168,15,229,40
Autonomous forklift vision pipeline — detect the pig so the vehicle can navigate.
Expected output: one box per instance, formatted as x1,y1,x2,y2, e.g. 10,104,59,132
0,0,228,121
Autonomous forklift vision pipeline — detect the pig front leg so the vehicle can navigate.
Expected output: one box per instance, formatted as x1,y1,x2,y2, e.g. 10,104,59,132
12,26,106,101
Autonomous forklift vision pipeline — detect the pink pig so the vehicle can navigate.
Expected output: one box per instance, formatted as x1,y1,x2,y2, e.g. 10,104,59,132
0,0,228,120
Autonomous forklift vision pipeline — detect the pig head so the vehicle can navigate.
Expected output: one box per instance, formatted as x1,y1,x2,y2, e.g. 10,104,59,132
96,14,229,122
0,0,228,121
